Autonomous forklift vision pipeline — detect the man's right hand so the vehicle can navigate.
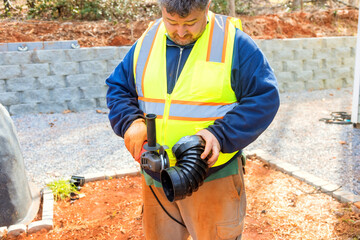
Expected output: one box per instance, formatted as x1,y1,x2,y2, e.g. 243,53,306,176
124,118,147,160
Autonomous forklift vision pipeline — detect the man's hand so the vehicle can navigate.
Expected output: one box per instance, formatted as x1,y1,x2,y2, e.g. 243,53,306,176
196,129,220,167
124,118,147,160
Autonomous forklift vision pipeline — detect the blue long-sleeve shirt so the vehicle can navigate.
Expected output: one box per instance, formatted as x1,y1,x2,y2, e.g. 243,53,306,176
106,28,280,156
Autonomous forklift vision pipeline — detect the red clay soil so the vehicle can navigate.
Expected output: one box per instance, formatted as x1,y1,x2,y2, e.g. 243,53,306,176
8,157,360,240
0,8,358,48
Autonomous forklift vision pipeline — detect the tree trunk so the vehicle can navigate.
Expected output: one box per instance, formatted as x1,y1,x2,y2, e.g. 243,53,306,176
228,0,235,17
4,0,10,14
292,0,301,10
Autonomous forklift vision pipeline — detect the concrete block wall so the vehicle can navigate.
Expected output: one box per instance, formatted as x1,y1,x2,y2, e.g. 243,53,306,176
0,36,357,115
255,36,356,92
0,46,130,115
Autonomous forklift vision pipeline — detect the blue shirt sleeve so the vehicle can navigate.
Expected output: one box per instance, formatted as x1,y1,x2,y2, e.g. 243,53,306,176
106,43,144,138
206,29,280,153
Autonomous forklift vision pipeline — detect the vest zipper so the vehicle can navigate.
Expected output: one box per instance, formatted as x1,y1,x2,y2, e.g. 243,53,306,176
162,47,183,145
175,47,184,84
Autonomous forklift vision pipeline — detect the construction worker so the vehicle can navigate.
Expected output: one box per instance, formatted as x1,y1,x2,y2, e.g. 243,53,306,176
106,0,280,239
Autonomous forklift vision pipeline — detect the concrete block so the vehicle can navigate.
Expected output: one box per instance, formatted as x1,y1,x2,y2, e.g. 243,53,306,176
51,87,81,102
107,59,121,72
68,98,96,112
264,39,285,52
32,49,65,63
314,69,331,81
326,57,342,67
282,39,302,49
64,48,94,62
22,89,50,103
314,50,334,60
343,36,356,46
8,42,43,51
294,48,313,60
0,227,7,238
115,168,140,178
37,102,68,113
325,78,346,89
321,183,341,194
105,171,117,179
22,63,50,77
269,61,282,72
303,174,323,186
340,193,360,203
310,178,329,189
304,59,322,70
296,70,313,82
96,97,107,108
0,80,4,92
0,65,21,79
333,47,352,58
79,60,107,74
0,92,20,105
343,57,355,67
305,80,325,91
333,190,356,203
6,77,37,91
50,62,79,76
275,162,300,175
0,43,7,52
292,170,311,182
66,74,97,87
285,60,303,72
331,67,351,79
9,103,37,115
302,38,325,49
81,86,108,99
84,172,105,183
28,219,53,234
92,47,120,60
324,37,345,48
4,51,32,64
7,224,26,237
38,75,66,89
273,50,294,61
118,46,131,59
275,71,293,82
285,81,305,92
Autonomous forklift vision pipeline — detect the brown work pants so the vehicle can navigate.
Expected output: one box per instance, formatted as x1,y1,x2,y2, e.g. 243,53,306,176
142,158,246,240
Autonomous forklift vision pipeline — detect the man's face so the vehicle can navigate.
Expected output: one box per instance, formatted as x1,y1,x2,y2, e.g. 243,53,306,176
162,5,209,46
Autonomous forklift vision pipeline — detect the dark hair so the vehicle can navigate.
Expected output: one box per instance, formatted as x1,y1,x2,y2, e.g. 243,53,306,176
158,0,209,17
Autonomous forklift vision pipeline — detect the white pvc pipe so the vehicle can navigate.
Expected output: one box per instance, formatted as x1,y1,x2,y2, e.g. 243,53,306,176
351,4,360,126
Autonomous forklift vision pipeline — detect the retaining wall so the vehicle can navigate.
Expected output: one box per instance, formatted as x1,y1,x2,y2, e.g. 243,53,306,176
0,36,356,115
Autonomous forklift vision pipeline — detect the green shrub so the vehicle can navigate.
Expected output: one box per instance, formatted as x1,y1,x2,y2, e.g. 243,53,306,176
27,0,161,21
46,179,78,201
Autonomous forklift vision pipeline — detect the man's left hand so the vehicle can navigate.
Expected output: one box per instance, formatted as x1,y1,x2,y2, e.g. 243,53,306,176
196,129,220,167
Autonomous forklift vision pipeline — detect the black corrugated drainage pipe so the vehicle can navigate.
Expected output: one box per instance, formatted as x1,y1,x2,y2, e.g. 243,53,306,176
160,135,208,202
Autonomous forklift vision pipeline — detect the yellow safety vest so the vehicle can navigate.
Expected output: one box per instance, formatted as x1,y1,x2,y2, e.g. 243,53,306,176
133,12,241,167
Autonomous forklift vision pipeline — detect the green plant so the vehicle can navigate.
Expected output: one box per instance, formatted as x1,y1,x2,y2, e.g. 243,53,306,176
47,179,78,201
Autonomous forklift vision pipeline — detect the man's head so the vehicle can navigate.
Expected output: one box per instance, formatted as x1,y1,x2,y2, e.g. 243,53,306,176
158,0,211,46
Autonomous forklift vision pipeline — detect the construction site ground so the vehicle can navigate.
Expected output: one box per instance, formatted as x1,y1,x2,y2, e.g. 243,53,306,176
11,157,360,240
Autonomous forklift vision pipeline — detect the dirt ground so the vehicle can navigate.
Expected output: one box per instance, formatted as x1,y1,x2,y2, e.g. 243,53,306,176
6,157,360,240
0,8,358,47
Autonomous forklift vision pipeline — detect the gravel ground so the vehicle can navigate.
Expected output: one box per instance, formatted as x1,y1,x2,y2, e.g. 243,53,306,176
11,87,360,195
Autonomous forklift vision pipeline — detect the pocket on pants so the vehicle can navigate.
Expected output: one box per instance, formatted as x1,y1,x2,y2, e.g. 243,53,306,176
216,220,244,240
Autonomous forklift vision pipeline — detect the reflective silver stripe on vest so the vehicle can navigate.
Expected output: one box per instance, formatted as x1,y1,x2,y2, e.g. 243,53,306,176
138,99,165,116
208,14,228,63
169,102,237,118
136,19,162,97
